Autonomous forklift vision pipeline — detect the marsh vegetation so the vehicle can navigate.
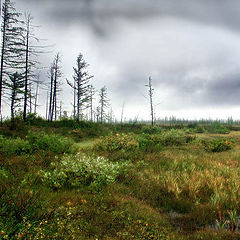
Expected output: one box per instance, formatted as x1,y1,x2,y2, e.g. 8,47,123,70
1,118,240,239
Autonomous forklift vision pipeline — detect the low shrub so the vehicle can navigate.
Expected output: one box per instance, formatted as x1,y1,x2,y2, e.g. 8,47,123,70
202,138,234,152
206,124,230,134
40,153,132,191
159,129,196,146
95,133,139,153
0,136,32,157
138,134,164,152
141,126,162,135
27,131,75,154
194,126,206,133
95,130,196,155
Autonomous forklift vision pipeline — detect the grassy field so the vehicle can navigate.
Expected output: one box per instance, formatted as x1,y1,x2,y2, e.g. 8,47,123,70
1,119,240,239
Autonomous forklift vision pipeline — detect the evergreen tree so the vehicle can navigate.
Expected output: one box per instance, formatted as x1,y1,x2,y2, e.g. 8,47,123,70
67,53,93,122
0,0,23,119
99,86,109,124
5,72,24,129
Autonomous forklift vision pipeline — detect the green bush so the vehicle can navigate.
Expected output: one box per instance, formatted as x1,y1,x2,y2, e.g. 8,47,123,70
202,138,234,152
159,129,196,146
138,130,195,152
206,124,230,134
95,133,139,153
40,153,132,191
138,134,163,152
27,131,75,154
194,126,206,133
0,136,32,157
141,126,162,135
95,130,195,155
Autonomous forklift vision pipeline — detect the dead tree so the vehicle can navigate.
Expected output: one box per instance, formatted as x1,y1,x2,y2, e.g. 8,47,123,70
34,72,42,114
22,13,43,121
88,85,95,122
145,76,154,126
48,53,62,122
120,102,125,124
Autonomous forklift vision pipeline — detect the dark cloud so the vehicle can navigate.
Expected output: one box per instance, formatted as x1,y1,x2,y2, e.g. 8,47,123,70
19,0,240,34
13,0,240,119
204,73,240,106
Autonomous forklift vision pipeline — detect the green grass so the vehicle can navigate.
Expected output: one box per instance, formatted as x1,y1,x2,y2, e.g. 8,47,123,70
1,121,240,239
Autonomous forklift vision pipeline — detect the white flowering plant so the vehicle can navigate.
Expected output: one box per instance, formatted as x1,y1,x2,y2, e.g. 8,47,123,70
40,153,132,191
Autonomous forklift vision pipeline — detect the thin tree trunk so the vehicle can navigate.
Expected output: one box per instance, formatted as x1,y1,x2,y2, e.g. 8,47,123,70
54,93,57,121
46,91,48,120
0,5,7,122
121,102,125,124
90,88,93,122
48,70,53,121
148,77,154,127
60,101,62,119
100,102,103,124
51,89,55,122
29,82,32,114
77,81,80,122
73,80,76,119
23,17,30,122
34,80,39,114
11,75,17,130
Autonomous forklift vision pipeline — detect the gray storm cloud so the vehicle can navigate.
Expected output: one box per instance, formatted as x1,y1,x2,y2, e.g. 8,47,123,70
20,0,240,32
15,0,240,119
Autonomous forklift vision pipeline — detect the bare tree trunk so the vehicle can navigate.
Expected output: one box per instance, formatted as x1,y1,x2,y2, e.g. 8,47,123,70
48,69,53,121
10,75,17,130
51,89,55,122
46,91,48,120
60,101,62,119
77,81,80,122
29,82,32,114
54,93,57,121
0,8,7,122
147,76,154,127
34,79,39,114
23,16,30,122
90,86,94,122
73,80,76,119
121,102,125,124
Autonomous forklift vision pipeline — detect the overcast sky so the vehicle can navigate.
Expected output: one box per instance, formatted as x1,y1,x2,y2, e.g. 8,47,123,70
10,0,240,120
